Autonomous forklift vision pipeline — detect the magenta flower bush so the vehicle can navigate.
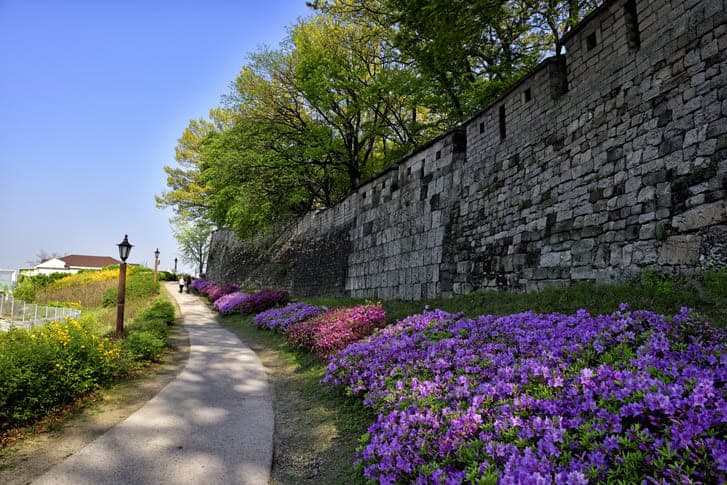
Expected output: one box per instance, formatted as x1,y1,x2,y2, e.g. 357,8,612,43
213,291,250,315
201,283,239,302
323,306,727,484
238,289,289,315
252,302,325,332
212,288,288,316
285,304,386,358
191,279,214,292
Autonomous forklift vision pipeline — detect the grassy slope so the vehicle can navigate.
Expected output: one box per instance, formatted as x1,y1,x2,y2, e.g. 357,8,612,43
305,276,727,327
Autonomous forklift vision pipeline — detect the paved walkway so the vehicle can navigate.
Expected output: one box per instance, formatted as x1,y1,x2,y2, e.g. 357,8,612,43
35,283,274,484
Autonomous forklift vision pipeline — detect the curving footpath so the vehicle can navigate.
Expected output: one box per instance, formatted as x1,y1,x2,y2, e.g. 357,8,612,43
34,283,274,484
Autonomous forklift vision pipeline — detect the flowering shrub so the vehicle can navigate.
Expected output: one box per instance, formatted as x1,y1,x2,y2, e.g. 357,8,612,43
51,267,124,287
239,289,289,315
212,289,288,316
203,283,240,302
213,291,251,315
0,317,124,428
252,302,325,332
324,307,727,483
191,279,215,293
286,304,386,358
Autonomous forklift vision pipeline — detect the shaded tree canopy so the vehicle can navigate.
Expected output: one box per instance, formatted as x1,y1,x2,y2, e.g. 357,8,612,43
158,1,602,238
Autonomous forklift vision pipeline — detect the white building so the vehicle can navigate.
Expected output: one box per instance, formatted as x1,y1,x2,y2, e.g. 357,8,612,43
20,255,121,277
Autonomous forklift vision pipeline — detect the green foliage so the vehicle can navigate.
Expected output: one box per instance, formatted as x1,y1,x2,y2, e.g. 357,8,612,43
157,271,177,281
123,330,166,362
0,294,174,432
155,108,233,221
314,0,603,119
124,296,174,361
45,301,82,309
133,297,175,327
304,270,726,327
172,219,213,277
0,316,124,430
101,288,116,307
703,268,727,323
13,272,69,302
159,2,605,238
101,268,160,307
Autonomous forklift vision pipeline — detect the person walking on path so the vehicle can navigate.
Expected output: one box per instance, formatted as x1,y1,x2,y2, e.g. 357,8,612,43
185,274,192,294
34,282,274,485
178,275,185,293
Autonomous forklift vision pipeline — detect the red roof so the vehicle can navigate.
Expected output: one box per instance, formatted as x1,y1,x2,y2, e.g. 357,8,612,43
59,255,121,268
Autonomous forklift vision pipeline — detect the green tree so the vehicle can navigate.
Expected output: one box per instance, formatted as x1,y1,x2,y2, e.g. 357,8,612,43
312,0,603,120
159,2,604,238
156,108,233,220
172,219,214,277
198,12,435,236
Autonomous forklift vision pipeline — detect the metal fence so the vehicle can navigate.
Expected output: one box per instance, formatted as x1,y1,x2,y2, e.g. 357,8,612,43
0,294,82,331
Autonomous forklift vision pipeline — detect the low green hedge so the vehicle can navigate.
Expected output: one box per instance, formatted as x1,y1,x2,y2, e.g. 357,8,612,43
158,271,178,281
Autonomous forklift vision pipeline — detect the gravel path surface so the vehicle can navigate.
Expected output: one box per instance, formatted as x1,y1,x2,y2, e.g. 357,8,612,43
34,283,274,484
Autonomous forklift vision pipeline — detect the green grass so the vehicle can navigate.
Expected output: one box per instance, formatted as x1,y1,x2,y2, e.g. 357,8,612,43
303,269,727,326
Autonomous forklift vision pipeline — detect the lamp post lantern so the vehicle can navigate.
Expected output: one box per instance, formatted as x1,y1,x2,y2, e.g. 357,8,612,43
174,257,178,275
153,248,160,283
116,235,133,338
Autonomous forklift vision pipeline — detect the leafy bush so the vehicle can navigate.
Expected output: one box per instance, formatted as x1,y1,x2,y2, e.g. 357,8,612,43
285,303,386,358
102,268,159,307
252,302,325,332
0,317,124,430
123,330,166,362
157,271,177,281
125,269,159,299
0,291,174,432
133,297,175,326
324,307,727,483
13,272,69,302
101,288,115,307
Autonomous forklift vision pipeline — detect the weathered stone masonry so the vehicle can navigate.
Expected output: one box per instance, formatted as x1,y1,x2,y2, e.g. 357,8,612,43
208,0,727,299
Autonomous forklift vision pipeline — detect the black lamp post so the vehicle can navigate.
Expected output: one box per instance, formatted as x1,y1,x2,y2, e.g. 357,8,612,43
116,235,133,338
153,248,160,283
174,257,178,275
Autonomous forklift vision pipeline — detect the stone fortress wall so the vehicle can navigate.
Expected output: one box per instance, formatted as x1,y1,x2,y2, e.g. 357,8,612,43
207,0,727,299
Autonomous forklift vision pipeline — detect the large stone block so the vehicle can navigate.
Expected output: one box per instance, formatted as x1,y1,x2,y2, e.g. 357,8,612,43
539,250,572,268
671,200,727,231
658,236,702,265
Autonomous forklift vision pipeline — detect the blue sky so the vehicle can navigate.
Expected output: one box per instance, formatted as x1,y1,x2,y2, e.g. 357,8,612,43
0,0,310,273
